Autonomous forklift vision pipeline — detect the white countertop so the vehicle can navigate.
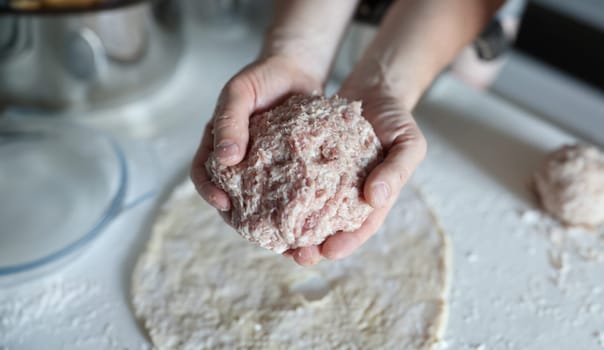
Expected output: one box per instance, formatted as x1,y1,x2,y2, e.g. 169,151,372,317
2,15,604,350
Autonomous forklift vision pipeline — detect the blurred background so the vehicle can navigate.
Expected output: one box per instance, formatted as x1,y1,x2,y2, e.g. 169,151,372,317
1,0,602,142
0,0,603,349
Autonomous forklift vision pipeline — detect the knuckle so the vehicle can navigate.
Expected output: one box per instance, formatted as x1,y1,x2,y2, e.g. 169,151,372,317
213,113,238,134
396,165,412,188
393,124,427,158
227,72,258,102
226,77,248,96
392,122,419,142
198,180,218,202
376,117,416,148
215,80,241,113
203,122,215,139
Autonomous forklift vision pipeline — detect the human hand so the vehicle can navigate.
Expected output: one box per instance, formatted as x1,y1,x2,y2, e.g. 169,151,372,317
289,0,505,265
190,55,321,212
289,85,427,266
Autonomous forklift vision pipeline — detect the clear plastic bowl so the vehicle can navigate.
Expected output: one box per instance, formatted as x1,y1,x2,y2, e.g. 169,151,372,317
0,117,127,283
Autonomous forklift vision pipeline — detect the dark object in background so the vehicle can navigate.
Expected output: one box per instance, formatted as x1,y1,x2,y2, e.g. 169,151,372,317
475,19,508,61
0,0,183,111
354,0,393,25
515,1,604,93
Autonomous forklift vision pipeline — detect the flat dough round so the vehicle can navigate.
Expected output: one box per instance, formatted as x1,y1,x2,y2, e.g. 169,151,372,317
132,181,451,350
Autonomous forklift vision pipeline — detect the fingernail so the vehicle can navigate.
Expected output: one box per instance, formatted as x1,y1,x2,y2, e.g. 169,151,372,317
217,204,229,212
371,182,389,208
216,141,239,160
209,193,229,211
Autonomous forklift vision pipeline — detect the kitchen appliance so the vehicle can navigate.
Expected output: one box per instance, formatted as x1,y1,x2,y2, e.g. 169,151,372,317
0,0,180,283
492,0,604,147
0,0,183,112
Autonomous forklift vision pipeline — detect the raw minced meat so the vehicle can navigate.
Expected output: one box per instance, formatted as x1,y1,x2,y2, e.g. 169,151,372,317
206,94,383,253
534,144,604,228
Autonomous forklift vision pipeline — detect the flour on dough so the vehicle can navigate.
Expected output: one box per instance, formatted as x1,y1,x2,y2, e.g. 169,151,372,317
132,181,451,350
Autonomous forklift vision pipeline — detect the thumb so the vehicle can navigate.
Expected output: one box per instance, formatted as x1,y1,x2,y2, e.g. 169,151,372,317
212,78,254,166
364,124,426,208
213,56,321,166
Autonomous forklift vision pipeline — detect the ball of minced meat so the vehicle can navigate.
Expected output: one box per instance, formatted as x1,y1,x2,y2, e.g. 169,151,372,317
206,94,383,253
534,144,604,228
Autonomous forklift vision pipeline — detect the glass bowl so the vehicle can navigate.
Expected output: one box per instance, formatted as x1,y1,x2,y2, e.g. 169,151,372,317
0,117,127,283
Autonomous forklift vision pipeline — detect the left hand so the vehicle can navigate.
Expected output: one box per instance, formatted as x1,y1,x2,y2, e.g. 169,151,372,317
288,85,427,266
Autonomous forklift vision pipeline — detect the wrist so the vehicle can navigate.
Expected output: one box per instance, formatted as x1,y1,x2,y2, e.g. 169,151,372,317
253,54,323,92
260,0,360,84
260,28,335,84
340,61,422,113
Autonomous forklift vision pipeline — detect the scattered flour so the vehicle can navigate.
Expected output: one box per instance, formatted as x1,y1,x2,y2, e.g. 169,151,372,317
0,277,134,349
515,206,604,347
0,278,99,345
518,208,604,278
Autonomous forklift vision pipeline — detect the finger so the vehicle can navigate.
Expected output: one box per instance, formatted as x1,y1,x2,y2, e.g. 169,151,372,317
364,125,426,209
212,78,254,166
320,125,424,260
218,209,232,225
212,57,321,167
292,246,322,266
190,123,231,211
320,205,390,260
282,249,294,257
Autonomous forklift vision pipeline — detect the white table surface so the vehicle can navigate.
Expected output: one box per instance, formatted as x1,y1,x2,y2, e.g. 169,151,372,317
2,14,604,350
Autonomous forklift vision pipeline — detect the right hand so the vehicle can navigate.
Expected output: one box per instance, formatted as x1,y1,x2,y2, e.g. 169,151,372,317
190,55,321,212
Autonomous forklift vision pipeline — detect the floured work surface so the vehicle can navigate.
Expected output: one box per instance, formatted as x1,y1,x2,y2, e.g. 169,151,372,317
132,181,450,350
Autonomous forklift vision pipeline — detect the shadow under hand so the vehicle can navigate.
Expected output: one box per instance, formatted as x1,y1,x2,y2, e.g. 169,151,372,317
416,99,549,204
